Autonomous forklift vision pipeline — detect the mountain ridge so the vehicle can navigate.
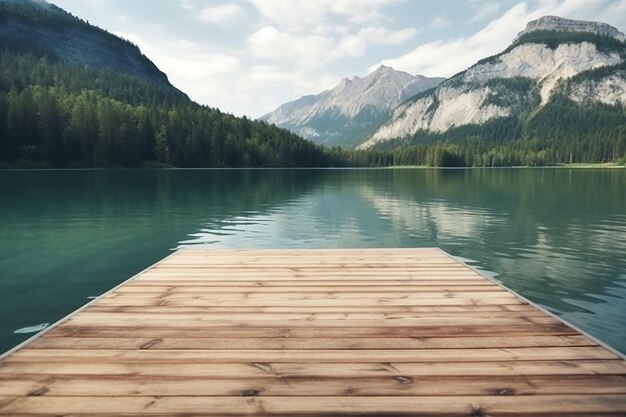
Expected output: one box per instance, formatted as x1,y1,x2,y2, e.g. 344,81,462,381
514,15,626,43
260,66,444,147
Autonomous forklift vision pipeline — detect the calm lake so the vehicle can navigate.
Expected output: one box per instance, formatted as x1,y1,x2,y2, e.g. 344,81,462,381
1,168,625,354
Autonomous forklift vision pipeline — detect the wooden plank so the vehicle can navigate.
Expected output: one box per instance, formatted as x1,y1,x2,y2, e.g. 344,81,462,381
140,269,472,274
2,360,625,378
117,284,504,293
2,395,626,415
170,251,447,257
71,311,550,320
174,253,448,258
104,292,518,301
158,256,458,263
63,315,556,327
94,297,525,307
44,323,581,338
134,276,486,283
125,279,496,286
29,335,597,350
79,309,548,319
1,375,624,397
168,247,448,255
138,270,478,275
144,262,467,266
83,304,540,314
7,347,616,363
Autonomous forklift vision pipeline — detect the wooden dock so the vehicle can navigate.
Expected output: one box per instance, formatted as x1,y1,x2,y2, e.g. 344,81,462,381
1,248,625,416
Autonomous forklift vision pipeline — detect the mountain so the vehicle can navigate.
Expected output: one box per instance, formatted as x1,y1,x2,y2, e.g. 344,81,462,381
0,0,173,87
360,15,626,158
0,0,331,168
260,66,444,147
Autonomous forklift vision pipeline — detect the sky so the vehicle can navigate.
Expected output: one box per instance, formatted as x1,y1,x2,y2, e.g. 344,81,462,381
50,0,626,118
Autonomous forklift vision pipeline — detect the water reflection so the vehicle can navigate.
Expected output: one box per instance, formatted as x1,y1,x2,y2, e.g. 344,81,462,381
0,168,624,354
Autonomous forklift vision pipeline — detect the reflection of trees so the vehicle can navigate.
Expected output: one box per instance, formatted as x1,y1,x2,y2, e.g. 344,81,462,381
0,169,325,230
0,169,326,353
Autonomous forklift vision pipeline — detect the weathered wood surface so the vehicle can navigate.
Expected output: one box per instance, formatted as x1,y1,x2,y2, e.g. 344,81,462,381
0,247,624,416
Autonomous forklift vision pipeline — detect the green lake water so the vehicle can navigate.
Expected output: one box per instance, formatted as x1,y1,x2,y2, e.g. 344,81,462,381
1,168,625,354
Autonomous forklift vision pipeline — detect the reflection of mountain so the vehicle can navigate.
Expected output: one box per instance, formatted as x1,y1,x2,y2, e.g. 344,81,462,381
359,186,500,242
353,170,626,317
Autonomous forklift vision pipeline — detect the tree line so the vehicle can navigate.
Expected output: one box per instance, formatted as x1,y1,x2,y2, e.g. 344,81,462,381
356,91,626,167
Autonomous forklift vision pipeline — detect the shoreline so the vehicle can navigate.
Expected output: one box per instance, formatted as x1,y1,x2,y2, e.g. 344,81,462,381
1,164,624,171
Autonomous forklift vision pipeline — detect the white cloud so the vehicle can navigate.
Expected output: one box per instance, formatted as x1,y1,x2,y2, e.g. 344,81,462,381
241,65,340,95
246,0,403,30
373,0,616,78
247,26,336,67
247,23,418,69
431,16,452,28
198,5,245,24
597,0,626,26
358,26,417,45
238,65,342,115
466,0,501,22
336,35,368,57
246,1,329,30
118,14,128,22
536,0,605,16
180,0,194,11
373,4,530,77
329,0,403,23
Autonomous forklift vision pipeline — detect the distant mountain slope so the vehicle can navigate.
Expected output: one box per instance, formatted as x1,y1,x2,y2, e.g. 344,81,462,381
260,66,444,147
0,0,171,86
361,16,626,153
0,0,331,168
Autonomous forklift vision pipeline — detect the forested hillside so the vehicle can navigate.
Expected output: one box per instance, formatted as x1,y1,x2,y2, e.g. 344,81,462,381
0,1,331,168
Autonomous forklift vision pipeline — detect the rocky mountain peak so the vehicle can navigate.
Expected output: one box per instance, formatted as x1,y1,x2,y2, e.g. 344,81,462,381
514,15,626,43
260,66,444,146
371,65,393,75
